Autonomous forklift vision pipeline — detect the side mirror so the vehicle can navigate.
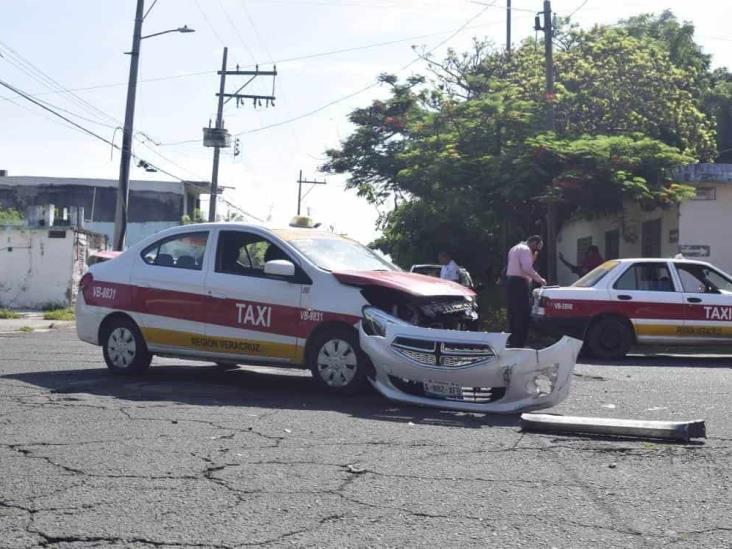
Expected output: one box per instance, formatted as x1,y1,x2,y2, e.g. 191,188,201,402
264,259,295,278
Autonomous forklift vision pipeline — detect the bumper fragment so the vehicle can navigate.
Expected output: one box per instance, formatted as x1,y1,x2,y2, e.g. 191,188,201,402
359,307,582,414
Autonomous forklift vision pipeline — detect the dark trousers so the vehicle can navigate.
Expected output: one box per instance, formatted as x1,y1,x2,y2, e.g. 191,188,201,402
506,276,530,348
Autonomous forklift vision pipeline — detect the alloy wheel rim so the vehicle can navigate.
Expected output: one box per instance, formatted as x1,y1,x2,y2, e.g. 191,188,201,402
108,327,136,368
317,338,358,387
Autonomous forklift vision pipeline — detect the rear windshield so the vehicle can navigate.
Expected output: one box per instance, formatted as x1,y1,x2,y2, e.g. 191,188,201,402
571,260,620,288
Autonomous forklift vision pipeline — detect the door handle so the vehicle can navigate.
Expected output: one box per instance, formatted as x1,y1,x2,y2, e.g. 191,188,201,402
617,294,633,301
687,297,702,303
207,289,226,299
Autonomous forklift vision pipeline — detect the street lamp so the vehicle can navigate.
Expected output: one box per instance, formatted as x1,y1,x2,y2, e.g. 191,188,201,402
112,0,195,251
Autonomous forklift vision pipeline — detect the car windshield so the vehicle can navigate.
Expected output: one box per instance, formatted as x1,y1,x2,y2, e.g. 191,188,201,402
289,237,398,272
572,260,620,288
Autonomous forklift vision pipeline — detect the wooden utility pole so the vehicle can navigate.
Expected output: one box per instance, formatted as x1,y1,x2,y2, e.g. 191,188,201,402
296,170,326,215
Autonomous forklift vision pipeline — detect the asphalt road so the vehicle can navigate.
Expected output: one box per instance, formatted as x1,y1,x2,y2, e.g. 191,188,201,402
1,325,731,548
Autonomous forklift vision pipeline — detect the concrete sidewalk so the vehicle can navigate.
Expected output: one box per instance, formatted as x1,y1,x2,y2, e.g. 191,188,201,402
0,312,74,333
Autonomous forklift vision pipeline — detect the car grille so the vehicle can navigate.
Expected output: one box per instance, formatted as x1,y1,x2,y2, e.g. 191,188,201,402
391,336,495,369
388,376,506,403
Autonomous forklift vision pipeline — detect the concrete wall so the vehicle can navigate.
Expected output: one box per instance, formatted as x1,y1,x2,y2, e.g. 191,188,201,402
679,183,732,275
556,202,680,285
0,227,101,309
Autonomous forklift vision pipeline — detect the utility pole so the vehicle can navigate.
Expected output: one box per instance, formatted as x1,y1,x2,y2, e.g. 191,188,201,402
506,0,512,55
208,47,228,223
112,2,194,250
536,0,557,282
113,0,144,251
296,170,327,216
204,50,277,222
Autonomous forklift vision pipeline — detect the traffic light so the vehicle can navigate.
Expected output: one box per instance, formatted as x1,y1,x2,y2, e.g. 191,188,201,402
234,137,241,157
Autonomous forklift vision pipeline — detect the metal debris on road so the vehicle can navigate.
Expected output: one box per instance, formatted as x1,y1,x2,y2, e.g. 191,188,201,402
520,413,706,442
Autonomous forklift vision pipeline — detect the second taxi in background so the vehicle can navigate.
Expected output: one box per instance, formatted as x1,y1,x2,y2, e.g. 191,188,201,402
533,257,732,358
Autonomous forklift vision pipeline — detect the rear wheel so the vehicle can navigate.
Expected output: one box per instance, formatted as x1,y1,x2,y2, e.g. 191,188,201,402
102,317,152,375
586,316,633,359
308,327,370,395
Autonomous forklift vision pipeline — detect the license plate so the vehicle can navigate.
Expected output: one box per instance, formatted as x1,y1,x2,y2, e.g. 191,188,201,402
423,380,462,398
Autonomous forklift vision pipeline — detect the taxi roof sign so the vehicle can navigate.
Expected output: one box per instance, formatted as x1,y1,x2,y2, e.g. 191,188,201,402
289,215,321,229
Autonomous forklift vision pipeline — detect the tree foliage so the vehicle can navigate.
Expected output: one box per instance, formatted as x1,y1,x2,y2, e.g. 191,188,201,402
324,17,724,275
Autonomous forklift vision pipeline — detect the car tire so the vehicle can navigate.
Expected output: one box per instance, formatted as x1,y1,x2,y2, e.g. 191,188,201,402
586,316,633,360
102,317,152,375
308,326,370,395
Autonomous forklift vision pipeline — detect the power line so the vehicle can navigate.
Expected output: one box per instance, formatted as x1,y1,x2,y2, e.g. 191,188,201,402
0,77,186,182
193,0,228,46
235,2,494,137
565,0,589,19
218,0,258,62
161,4,497,144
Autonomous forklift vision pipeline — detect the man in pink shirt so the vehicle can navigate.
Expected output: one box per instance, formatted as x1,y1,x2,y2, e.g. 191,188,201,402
505,235,546,347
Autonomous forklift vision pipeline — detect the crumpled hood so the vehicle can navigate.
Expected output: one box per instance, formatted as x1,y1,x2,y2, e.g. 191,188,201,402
332,270,475,298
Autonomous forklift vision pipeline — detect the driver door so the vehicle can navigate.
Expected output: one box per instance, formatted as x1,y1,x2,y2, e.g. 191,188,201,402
674,262,732,341
203,230,306,364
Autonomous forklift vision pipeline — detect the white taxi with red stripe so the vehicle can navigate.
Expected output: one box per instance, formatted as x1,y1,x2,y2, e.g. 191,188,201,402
533,258,732,358
77,222,581,413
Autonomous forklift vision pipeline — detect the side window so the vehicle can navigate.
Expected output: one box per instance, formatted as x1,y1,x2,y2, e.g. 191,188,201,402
141,232,208,270
216,231,291,277
614,263,675,292
676,264,732,294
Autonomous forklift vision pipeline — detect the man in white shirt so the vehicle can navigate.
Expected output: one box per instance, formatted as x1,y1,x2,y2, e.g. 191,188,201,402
505,235,546,347
438,251,461,282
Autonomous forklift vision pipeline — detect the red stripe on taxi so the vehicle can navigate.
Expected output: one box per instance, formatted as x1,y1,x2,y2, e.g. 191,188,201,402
83,281,361,338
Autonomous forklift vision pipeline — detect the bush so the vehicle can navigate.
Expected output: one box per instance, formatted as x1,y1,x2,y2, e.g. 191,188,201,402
43,308,75,321
0,308,21,319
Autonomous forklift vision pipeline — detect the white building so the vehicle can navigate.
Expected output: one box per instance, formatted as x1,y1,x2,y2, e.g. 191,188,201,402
0,174,209,246
556,164,732,285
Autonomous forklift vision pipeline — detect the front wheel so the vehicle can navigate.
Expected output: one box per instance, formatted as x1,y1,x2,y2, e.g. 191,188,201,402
585,316,633,360
308,327,370,395
102,317,152,375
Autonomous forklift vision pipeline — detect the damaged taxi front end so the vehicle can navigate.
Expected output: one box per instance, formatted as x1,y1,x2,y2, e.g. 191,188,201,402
359,307,583,414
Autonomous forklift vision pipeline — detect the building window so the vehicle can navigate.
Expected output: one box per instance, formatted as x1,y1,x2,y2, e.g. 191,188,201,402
641,218,662,257
576,236,592,264
604,229,619,260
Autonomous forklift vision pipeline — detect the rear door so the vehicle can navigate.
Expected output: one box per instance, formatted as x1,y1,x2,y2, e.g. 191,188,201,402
674,262,732,341
608,261,685,343
130,230,210,351
203,229,307,364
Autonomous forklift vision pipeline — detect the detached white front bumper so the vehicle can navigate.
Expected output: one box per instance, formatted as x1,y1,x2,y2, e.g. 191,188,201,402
359,308,583,414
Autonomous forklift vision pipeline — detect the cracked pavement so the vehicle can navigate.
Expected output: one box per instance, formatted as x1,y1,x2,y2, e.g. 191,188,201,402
1,326,731,548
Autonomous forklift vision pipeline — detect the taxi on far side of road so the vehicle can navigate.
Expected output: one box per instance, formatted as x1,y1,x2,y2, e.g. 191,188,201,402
76,222,581,413
532,257,732,359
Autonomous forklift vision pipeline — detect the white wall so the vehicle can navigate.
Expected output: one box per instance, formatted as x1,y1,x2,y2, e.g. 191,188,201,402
0,227,77,308
556,202,680,285
679,183,732,275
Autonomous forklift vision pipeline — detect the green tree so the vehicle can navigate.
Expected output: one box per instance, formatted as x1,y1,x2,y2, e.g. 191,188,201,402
324,21,718,275
0,207,23,225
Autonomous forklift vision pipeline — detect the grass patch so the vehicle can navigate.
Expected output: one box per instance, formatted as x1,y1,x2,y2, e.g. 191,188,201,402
18,326,34,333
43,308,75,321
0,308,21,319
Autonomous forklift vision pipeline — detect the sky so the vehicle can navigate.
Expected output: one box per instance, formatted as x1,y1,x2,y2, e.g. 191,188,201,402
2,0,732,244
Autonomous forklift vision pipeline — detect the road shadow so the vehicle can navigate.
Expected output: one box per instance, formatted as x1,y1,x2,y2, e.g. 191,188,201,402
3,363,521,430
582,353,732,369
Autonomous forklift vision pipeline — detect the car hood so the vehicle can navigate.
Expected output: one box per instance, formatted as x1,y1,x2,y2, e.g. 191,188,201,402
332,270,475,297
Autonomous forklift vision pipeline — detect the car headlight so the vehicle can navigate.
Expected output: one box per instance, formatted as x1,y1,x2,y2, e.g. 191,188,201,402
362,307,388,337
